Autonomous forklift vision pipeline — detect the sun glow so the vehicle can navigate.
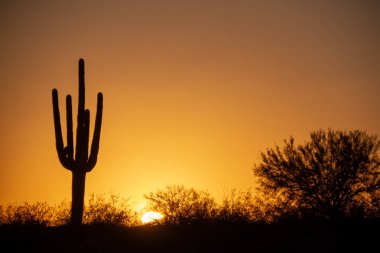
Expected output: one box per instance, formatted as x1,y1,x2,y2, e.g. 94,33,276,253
141,211,163,224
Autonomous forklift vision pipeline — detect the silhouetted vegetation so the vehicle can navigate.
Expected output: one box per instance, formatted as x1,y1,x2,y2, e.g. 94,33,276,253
0,202,54,226
144,185,217,225
2,129,380,252
217,189,257,223
1,200,379,252
0,194,135,227
1,190,380,252
84,194,137,226
254,129,380,220
52,59,103,225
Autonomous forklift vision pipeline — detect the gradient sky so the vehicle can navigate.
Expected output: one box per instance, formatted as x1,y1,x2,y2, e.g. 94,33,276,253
1,0,379,207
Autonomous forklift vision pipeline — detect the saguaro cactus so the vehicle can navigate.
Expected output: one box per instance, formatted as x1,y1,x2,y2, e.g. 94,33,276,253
52,59,103,225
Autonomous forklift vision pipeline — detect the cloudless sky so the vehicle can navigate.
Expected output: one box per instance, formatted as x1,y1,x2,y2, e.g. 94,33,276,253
1,0,379,207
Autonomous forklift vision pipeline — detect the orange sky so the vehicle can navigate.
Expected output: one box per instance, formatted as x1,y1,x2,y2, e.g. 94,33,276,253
1,0,379,207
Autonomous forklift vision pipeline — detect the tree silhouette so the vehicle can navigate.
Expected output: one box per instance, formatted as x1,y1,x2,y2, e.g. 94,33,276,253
144,185,217,225
254,129,380,220
52,59,103,225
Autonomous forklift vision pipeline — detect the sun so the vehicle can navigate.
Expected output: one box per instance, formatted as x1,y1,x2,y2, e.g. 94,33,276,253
141,211,163,224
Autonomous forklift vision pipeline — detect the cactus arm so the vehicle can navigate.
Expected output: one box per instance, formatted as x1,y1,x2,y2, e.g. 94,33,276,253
52,89,64,154
52,89,73,171
86,92,103,172
66,95,74,160
75,122,85,168
83,109,90,164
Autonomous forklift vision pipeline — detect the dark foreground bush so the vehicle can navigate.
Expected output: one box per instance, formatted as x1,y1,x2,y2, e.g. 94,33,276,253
144,185,218,225
0,202,54,226
0,194,137,227
84,193,137,226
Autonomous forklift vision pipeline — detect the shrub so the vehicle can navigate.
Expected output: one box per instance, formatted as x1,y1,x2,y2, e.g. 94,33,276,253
145,185,217,225
84,193,136,226
217,188,261,223
0,202,54,226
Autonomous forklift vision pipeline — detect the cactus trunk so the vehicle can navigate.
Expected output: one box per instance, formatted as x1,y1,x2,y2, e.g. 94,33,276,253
52,59,103,226
71,170,86,225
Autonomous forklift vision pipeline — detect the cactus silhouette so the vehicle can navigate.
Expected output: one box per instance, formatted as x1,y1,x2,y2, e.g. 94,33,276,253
52,59,103,225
